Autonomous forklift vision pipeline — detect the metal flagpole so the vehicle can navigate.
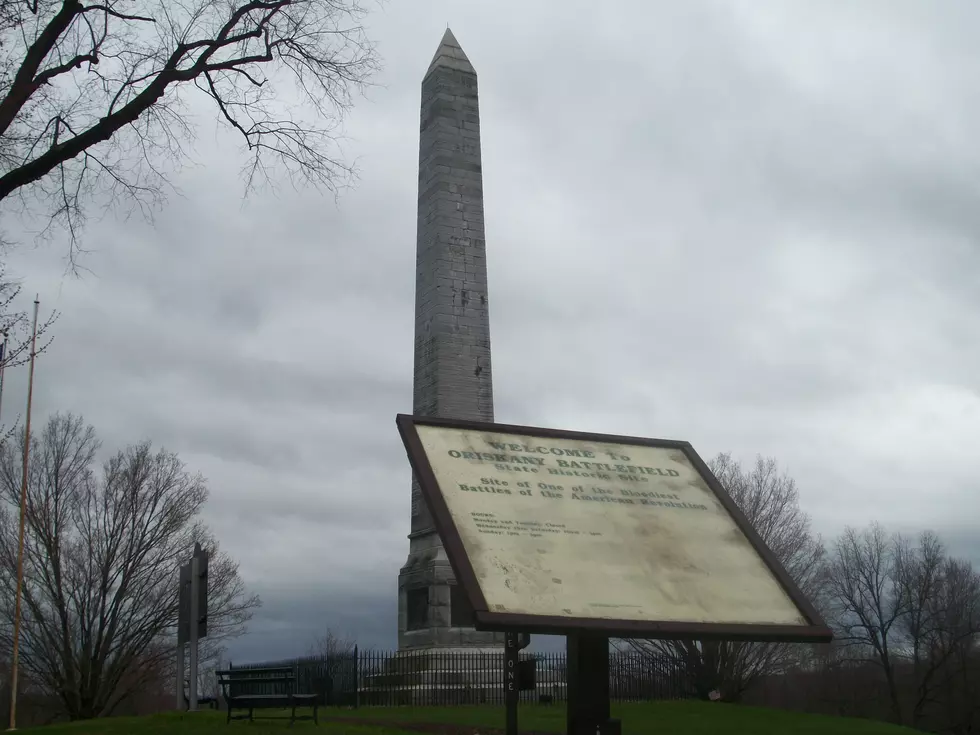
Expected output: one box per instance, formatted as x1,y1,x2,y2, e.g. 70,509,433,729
8,297,39,732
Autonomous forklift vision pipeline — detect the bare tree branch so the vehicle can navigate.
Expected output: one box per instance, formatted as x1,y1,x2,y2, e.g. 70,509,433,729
0,0,381,263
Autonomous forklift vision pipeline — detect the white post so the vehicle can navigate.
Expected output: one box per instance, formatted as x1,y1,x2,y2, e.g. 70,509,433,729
7,299,39,732
189,554,200,711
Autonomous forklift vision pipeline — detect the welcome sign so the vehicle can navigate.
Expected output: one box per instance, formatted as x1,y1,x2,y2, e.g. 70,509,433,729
397,414,832,642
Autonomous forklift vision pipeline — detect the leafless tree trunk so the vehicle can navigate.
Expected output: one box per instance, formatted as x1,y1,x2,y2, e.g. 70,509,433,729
628,453,826,701
826,523,906,723
933,560,980,733
894,531,946,728
0,0,380,260
0,412,260,720
895,537,980,730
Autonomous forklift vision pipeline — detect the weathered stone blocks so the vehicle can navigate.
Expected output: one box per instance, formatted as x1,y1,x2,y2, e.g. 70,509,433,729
397,30,503,651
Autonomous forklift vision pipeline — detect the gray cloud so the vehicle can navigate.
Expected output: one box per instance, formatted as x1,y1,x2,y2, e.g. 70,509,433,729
1,0,978,660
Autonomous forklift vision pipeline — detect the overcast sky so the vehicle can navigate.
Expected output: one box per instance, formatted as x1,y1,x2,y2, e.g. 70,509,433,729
2,0,979,662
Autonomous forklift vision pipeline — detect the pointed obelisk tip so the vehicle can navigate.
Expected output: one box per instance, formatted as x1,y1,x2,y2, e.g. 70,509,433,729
426,26,474,77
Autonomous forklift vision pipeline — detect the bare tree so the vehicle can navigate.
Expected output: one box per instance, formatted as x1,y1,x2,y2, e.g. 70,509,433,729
829,524,980,728
0,412,260,720
304,627,355,705
911,556,980,730
826,523,905,721
894,530,948,727
933,563,980,734
0,0,380,260
308,627,355,659
628,453,826,701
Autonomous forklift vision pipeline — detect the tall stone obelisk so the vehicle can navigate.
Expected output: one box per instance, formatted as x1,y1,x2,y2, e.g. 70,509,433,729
397,29,503,651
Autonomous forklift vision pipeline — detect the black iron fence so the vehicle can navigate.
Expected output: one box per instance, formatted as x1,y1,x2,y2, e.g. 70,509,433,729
229,649,688,707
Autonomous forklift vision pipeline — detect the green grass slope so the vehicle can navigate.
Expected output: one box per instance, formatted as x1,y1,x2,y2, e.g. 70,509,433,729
340,701,920,735
21,702,920,735
20,711,406,735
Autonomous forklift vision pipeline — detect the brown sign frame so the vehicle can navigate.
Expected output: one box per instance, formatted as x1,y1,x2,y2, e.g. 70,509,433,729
396,414,833,643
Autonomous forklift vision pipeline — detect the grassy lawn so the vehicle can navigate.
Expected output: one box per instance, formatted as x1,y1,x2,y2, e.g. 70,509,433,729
21,710,409,734
333,701,920,735
18,702,921,734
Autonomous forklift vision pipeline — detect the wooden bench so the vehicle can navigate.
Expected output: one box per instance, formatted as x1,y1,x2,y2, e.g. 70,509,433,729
216,666,318,726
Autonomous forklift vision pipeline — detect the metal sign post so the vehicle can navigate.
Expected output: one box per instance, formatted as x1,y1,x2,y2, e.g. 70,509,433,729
188,542,209,711
176,544,209,712
505,632,531,735
189,553,199,711
196,543,209,639
175,642,185,712
176,563,190,709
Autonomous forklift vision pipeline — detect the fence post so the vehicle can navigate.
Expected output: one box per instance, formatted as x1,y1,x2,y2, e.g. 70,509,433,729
353,645,359,709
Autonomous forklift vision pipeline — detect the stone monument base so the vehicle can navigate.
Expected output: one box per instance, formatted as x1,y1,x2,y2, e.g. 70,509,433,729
397,535,505,650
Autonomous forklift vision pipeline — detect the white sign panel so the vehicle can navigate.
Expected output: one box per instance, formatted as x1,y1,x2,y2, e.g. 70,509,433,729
415,424,808,627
